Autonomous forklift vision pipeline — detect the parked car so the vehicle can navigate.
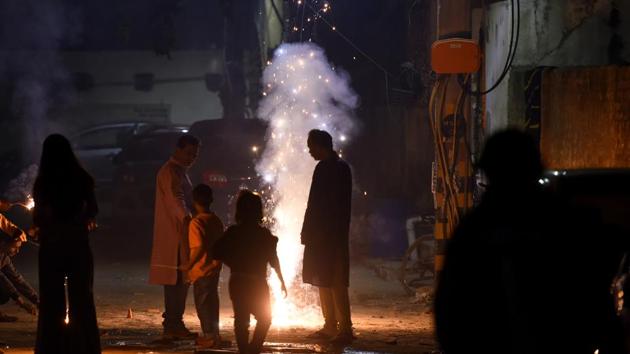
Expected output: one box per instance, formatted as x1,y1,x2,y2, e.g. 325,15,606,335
188,118,267,222
71,122,187,185
543,169,630,351
111,126,190,231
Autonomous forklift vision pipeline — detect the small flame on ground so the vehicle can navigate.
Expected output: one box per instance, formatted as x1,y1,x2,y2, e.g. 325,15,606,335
15,195,35,211
25,196,35,210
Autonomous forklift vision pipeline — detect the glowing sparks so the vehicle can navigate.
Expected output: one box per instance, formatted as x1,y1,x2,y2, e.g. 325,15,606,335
15,195,35,211
64,276,70,325
25,196,35,210
256,43,358,327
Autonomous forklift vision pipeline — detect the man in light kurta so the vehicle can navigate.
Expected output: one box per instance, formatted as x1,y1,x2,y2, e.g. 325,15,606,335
149,134,200,339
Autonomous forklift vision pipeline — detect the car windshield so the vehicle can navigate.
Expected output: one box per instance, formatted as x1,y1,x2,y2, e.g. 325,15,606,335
120,134,180,163
74,126,135,150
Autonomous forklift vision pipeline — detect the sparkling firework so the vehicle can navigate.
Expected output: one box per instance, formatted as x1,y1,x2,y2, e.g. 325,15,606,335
13,195,35,211
24,196,35,210
257,43,358,327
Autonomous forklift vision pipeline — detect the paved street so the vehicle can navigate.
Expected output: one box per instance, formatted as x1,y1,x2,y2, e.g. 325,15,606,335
0,229,434,354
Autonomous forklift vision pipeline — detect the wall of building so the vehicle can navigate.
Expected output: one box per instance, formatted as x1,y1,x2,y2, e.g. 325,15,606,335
484,0,630,133
61,50,224,127
541,66,630,169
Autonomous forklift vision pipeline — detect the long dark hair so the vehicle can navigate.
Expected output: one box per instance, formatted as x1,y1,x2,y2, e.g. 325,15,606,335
33,134,95,223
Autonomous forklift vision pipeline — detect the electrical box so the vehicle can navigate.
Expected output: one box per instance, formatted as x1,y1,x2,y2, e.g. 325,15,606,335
431,39,481,74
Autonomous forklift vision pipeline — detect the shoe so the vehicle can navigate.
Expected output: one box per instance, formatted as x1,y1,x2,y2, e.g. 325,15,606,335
163,327,197,340
306,327,336,339
0,312,17,323
195,334,220,349
329,331,355,346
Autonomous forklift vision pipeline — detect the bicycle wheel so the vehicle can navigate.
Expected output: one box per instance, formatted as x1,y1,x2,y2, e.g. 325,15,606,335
399,233,435,295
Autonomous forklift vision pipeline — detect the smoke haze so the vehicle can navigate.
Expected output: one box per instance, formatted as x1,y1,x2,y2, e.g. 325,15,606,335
256,42,358,326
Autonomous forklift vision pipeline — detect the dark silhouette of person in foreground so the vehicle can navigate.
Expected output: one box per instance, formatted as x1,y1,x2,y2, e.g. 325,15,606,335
33,134,100,354
301,129,354,345
214,190,287,354
435,129,624,354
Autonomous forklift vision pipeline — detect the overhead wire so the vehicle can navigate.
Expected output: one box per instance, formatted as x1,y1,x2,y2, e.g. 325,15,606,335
302,0,396,118
298,0,307,41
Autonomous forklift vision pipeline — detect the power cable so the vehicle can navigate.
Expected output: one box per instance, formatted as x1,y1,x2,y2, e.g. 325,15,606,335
299,0,307,41
303,1,396,118
463,0,520,96
270,0,285,40
303,1,393,77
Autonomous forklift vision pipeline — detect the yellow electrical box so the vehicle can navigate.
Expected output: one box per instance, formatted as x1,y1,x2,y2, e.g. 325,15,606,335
431,38,481,74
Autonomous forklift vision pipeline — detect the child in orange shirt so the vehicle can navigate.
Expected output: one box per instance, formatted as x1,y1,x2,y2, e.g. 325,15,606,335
187,184,224,348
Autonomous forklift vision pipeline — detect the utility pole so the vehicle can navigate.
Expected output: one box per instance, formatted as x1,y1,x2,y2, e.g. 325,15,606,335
432,0,474,278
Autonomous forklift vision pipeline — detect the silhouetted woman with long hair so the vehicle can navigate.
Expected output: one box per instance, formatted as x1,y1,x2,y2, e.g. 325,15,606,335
33,134,101,354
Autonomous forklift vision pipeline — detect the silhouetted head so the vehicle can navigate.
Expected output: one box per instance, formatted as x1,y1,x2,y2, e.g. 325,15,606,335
307,129,334,161
173,134,200,167
38,134,83,178
234,190,263,225
192,183,213,213
477,129,543,190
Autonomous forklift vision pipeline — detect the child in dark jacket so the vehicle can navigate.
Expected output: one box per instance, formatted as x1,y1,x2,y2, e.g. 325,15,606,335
213,190,287,354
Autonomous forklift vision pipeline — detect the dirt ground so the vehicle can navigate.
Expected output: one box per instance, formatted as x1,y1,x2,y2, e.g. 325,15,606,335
0,231,436,354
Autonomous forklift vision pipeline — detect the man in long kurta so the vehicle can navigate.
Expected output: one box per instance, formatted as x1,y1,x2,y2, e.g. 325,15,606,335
301,129,354,345
149,134,200,339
